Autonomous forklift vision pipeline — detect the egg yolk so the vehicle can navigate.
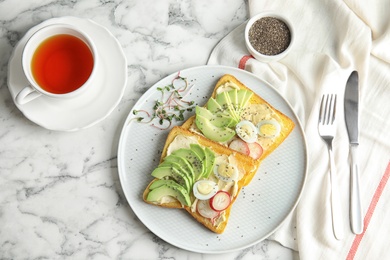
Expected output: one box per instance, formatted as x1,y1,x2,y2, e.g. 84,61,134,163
197,182,213,195
260,123,277,136
217,163,236,178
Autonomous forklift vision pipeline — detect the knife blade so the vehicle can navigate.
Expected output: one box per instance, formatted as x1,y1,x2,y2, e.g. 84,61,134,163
344,71,363,234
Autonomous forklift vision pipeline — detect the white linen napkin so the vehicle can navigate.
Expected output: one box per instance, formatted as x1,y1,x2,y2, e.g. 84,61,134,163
208,0,390,259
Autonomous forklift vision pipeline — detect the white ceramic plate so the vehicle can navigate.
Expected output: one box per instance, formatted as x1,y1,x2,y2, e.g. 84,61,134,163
118,65,307,254
7,17,127,131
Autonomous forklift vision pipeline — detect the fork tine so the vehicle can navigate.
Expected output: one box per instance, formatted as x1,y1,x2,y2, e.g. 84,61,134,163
325,95,331,124
326,94,336,124
319,95,326,123
331,94,337,124
326,95,332,124
319,94,337,125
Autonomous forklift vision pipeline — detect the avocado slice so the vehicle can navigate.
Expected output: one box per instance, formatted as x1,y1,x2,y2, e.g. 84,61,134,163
207,98,223,114
195,106,232,128
189,144,215,179
151,163,191,192
164,154,195,183
203,147,216,178
216,91,239,121
149,179,172,189
227,89,239,111
238,89,253,110
147,179,191,206
189,144,207,177
171,148,204,181
195,114,236,143
207,97,238,126
190,143,206,161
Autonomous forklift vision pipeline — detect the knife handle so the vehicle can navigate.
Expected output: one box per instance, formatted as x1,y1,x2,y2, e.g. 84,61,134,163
350,144,363,234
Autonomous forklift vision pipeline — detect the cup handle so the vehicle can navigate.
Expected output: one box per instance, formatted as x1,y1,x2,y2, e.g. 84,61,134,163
15,86,42,105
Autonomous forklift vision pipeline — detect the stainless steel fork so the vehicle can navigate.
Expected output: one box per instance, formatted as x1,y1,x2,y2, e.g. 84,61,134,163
318,93,344,240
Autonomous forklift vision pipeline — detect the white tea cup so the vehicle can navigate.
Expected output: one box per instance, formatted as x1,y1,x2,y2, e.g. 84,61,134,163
16,24,98,105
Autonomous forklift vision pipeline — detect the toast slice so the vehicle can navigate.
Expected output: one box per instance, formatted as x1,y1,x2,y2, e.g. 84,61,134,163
181,74,295,184
143,126,257,233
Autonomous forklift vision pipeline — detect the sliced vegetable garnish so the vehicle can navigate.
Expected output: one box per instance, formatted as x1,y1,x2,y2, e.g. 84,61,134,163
248,142,263,159
235,120,258,143
213,163,239,182
209,191,231,212
228,139,250,155
257,119,281,138
131,73,196,129
193,180,218,200
197,199,219,219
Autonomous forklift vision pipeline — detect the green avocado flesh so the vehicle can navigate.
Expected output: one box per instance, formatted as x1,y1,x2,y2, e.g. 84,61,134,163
204,147,216,178
190,143,206,162
238,89,253,110
195,115,236,143
196,106,232,128
147,179,191,206
228,89,238,111
148,145,216,206
151,164,191,192
189,143,214,179
172,148,204,181
163,155,195,183
207,98,223,113
195,89,253,143
216,91,240,121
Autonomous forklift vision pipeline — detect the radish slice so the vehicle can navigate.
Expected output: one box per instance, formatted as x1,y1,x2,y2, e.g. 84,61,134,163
248,142,263,159
228,139,250,155
197,199,219,219
209,191,231,212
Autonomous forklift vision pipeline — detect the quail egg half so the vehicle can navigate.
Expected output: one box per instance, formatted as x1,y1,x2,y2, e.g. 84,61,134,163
235,120,258,143
257,119,281,138
213,163,239,182
193,180,218,200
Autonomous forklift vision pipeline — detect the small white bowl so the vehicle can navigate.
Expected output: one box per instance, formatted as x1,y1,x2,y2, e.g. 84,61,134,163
245,12,294,62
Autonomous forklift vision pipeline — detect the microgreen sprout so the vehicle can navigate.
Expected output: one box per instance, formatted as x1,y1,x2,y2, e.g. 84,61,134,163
130,72,196,130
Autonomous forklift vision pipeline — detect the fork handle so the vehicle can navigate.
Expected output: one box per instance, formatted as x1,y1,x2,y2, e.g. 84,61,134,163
328,146,344,240
350,144,363,234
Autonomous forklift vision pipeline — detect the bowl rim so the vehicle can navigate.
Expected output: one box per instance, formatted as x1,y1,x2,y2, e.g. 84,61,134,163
244,11,294,62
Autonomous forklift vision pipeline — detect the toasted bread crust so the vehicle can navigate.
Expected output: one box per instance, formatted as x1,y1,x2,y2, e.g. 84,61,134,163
143,126,256,233
182,74,295,185
143,179,184,208
143,74,295,233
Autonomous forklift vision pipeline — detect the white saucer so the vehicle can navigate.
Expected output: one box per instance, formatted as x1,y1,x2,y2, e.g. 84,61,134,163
7,17,127,131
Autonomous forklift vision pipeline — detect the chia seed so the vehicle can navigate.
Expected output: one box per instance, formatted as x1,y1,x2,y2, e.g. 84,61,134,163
248,17,291,56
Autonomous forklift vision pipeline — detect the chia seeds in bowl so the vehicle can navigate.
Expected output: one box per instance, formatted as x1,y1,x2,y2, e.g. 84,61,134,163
245,12,294,62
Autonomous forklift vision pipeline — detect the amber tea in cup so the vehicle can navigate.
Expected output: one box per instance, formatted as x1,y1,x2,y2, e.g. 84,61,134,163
16,24,97,105
32,34,94,94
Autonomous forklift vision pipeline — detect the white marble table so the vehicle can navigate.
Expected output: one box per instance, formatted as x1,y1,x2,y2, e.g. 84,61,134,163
0,0,298,258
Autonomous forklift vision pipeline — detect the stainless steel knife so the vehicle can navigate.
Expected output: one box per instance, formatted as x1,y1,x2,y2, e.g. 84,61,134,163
344,71,363,234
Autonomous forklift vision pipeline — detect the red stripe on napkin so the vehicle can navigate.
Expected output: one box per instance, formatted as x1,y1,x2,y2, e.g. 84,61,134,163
238,55,253,69
346,161,390,260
